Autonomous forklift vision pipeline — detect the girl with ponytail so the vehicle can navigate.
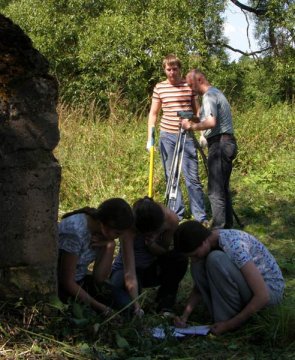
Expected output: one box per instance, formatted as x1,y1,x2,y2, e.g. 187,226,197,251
58,198,141,315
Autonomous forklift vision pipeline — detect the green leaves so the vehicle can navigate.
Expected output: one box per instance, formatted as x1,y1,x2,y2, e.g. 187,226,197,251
2,0,226,110
115,332,130,349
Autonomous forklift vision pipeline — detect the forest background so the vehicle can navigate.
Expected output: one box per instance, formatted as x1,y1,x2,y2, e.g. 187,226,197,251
0,0,294,359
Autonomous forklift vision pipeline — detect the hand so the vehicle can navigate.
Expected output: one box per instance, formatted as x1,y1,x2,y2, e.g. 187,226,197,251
134,307,144,318
102,306,114,317
210,320,232,335
199,134,207,148
146,140,153,152
143,233,158,246
180,119,192,131
174,315,187,328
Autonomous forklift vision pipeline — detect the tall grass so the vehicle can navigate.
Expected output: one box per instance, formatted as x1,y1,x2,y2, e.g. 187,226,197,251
55,103,165,216
1,102,293,359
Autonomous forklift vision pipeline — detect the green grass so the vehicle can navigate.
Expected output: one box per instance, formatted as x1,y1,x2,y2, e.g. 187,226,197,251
0,102,294,359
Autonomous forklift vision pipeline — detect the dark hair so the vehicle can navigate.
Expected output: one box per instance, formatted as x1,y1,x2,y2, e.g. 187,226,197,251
174,220,211,253
133,196,165,233
62,198,134,230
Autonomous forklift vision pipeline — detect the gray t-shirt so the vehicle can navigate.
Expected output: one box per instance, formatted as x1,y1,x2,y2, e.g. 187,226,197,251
58,213,99,282
200,87,234,138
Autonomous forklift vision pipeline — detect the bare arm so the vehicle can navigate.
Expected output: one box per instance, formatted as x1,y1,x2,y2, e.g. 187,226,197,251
58,251,109,313
181,114,217,132
174,286,202,327
191,95,200,117
93,241,116,283
120,230,141,312
211,261,270,335
147,99,161,142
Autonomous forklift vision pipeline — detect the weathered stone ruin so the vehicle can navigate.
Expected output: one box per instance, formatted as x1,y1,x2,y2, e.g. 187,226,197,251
0,14,61,299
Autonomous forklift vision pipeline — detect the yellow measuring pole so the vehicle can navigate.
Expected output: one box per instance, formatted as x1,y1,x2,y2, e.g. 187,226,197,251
148,127,155,198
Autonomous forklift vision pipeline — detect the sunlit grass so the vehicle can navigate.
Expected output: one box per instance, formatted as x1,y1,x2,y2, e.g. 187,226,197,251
1,102,294,359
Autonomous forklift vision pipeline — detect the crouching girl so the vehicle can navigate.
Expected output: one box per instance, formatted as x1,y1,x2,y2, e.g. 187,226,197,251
173,220,285,335
58,198,142,316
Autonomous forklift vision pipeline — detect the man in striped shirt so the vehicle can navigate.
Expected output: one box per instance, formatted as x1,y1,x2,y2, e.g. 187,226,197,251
147,54,207,224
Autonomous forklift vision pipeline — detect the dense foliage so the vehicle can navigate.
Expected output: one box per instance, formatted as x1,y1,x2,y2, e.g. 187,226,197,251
2,0,293,113
1,0,227,111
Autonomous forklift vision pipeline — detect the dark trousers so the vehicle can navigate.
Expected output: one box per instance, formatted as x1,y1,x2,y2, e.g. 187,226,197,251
110,250,188,312
58,275,120,308
207,137,237,229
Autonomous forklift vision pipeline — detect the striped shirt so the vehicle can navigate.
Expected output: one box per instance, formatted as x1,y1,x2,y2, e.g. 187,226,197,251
153,80,195,133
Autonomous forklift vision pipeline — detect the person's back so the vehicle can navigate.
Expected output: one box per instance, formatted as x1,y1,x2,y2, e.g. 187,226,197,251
201,87,234,138
58,213,97,282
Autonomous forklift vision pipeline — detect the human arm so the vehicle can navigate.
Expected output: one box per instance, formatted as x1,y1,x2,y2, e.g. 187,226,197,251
93,241,116,283
58,250,111,314
199,131,207,148
120,230,142,313
147,99,161,147
191,94,200,119
210,261,270,335
181,114,216,132
174,286,202,327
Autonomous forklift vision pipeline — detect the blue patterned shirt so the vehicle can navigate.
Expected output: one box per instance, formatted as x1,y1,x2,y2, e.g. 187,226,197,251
58,213,99,282
218,230,285,297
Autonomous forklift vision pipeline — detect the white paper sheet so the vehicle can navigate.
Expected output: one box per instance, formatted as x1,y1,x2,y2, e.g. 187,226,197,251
152,325,210,339
175,325,211,336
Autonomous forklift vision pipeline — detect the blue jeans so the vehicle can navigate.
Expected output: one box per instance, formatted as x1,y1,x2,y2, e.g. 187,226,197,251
207,137,237,229
159,131,207,221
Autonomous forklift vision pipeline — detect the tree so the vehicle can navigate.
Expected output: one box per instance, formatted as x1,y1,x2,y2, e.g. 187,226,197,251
1,0,227,111
230,0,294,102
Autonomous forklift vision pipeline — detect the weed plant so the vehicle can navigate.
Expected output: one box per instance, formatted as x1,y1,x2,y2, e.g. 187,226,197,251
0,102,294,359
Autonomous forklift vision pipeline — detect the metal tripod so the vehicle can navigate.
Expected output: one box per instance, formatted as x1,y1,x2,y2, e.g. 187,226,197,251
164,127,244,228
164,127,186,212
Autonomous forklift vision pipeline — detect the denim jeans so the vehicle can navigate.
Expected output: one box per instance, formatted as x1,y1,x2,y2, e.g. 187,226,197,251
207,138,237,229
159,131,207,221
110,250,188,313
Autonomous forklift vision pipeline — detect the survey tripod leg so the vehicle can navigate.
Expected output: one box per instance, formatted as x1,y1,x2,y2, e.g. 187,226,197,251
164,128,186,212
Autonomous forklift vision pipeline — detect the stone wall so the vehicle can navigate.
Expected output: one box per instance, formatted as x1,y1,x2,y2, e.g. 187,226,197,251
0,14,61,298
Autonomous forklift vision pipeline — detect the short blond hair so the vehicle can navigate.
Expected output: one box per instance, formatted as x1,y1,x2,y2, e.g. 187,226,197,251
162,54,182,69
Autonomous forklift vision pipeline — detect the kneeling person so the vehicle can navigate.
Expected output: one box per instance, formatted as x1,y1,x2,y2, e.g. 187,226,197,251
173,221,285,335
111,197,188,314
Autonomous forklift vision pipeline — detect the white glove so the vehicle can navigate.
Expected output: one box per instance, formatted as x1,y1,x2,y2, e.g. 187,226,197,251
146,140,153,152
199,134,207,148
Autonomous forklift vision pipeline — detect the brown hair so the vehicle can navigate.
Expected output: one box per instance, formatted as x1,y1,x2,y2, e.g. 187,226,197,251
162,54,181,70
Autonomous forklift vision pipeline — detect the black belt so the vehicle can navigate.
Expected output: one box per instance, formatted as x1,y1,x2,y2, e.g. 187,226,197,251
207,133,235,146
